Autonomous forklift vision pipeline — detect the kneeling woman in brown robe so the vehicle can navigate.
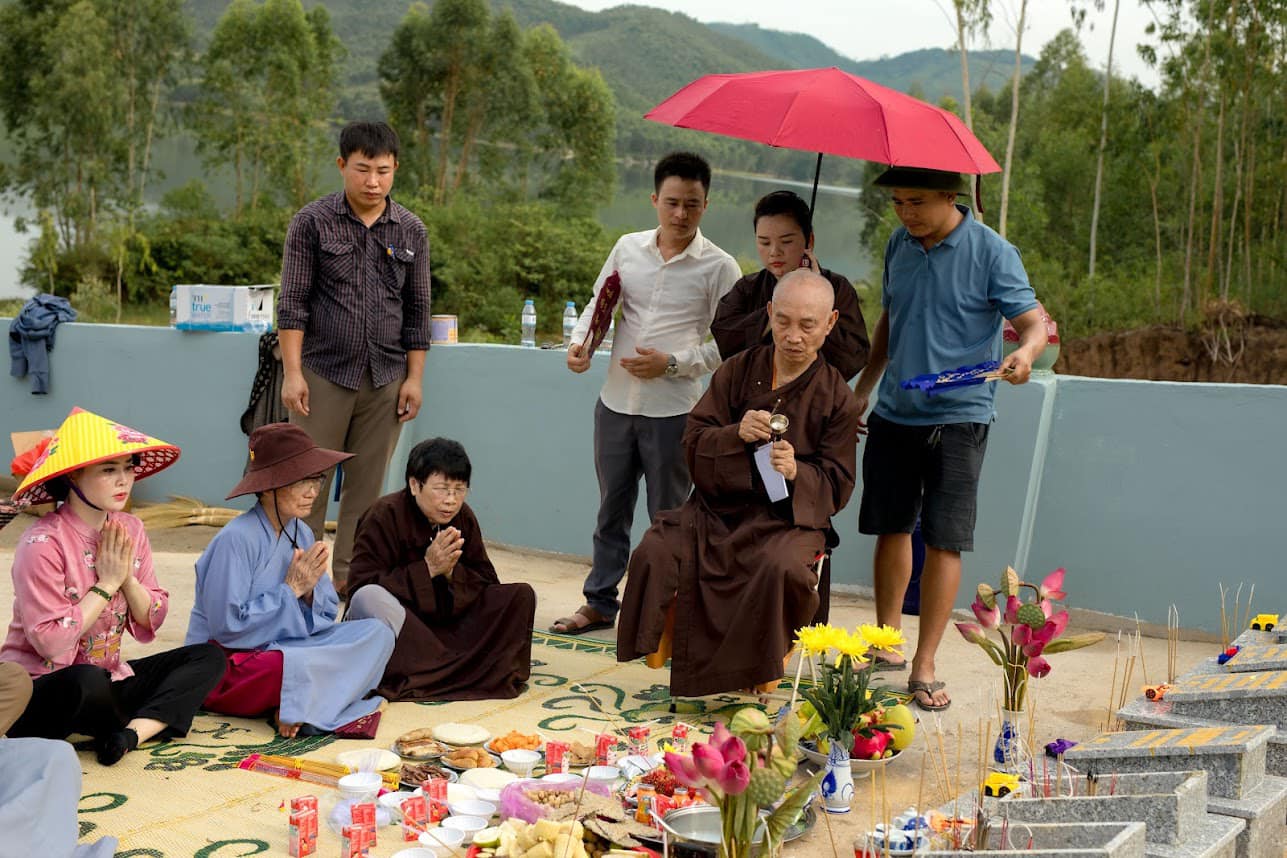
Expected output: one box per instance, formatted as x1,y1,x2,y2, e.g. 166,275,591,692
346,438,535,701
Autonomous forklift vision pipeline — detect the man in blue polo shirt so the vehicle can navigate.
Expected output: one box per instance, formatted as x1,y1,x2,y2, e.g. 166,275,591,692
852,167,1047,711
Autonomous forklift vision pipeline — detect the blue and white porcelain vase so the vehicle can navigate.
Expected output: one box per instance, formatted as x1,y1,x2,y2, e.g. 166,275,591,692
994,708,1029,775
820,741,854,813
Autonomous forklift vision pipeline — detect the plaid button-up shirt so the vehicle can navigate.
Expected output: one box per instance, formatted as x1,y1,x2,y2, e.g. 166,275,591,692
278,192,431,390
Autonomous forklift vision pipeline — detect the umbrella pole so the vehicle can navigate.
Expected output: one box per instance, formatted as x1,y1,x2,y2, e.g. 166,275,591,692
809,153,823,213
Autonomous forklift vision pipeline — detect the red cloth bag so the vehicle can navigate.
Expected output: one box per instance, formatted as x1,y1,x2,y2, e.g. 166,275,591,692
203,646,284,717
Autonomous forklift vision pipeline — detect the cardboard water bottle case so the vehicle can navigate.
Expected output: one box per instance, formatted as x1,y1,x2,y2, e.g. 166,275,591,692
172,285,275,332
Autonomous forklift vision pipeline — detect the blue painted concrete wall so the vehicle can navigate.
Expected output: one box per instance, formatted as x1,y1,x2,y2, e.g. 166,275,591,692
2,322,1283,631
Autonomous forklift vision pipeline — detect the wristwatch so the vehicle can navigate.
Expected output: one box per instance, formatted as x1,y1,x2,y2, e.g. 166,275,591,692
664,354,679,377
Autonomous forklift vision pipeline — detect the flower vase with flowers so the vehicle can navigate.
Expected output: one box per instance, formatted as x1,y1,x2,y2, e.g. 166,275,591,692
788,624,906,811
663,707,823,858
955,567,1104,772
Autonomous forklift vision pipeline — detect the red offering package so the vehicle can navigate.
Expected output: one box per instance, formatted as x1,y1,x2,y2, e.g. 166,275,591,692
595,732,617,765
580,270,622,353
400,795,427,841
546,740,569,774
290,795,319,813
671,722,690,751
288,808,318,857
628,726,651,756
425,777,449,823
339,825,362,858
350,803,376,847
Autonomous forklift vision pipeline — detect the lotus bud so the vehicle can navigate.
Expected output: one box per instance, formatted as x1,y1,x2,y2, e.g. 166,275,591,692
664,751,705,789
1003,595,1022,624
716,759,751,794
955,622,988,646
1026,655,1052,678
692,743,726,780
971,597,1001,629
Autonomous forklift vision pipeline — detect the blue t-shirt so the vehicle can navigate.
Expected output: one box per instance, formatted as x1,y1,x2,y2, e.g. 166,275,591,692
875,205,1038,426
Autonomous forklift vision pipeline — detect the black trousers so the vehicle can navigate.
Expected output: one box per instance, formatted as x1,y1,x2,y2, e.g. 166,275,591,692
8,643,226,741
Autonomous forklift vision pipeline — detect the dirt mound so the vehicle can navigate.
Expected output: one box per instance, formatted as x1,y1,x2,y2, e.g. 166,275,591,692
1056,320,1287,384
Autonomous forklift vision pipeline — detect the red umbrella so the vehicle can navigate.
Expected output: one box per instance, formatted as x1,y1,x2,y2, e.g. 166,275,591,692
645,67,1000,209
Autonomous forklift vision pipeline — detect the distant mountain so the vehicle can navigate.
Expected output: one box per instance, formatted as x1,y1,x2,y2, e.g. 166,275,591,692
709,22,1036,104
181,0,1031,180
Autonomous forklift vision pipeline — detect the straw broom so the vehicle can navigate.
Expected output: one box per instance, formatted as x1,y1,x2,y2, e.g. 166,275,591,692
134,496,239,528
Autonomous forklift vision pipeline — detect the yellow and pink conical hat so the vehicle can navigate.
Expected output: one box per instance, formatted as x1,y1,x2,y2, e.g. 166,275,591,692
13,407,181,505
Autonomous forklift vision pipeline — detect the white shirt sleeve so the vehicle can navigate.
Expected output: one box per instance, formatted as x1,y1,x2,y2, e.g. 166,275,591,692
672,254,741,378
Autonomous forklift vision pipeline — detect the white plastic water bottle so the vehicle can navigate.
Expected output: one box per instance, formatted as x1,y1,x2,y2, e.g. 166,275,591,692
520,299,537,347
562,301,577,349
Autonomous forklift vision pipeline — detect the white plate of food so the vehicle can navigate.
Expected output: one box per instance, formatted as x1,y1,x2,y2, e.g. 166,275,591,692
457,767,519,791
393,728,450,760
439,746,501,772
338,748,402,772
431,722,490,746
482,729,545,756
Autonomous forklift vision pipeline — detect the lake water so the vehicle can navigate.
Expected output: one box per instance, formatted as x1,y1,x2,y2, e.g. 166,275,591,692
0,154,871,301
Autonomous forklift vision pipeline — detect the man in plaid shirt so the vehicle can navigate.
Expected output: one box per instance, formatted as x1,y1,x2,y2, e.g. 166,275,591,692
277,121,431,594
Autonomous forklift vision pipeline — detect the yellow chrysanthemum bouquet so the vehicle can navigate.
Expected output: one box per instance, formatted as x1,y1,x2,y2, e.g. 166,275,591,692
793,623,909,760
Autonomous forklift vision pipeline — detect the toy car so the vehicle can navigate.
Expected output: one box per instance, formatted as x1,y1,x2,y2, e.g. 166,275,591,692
1217,646,1240,665
1143,684,1171,701
1250,614,1278,631
982,772,1020,797
1045,738,1078,757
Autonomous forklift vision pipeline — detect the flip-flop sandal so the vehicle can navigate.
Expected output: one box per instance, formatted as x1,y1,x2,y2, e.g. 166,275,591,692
871,656,907,672
549,606,614,636
908,679,951,711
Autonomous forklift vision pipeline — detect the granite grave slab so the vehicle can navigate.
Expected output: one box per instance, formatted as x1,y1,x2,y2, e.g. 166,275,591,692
1063,727,1272,799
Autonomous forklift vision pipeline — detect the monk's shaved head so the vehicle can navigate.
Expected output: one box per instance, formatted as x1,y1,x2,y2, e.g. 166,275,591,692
772,269,835,314
768,269,839,370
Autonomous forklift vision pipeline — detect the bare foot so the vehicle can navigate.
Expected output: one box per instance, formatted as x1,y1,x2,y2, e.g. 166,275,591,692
274,710,301,738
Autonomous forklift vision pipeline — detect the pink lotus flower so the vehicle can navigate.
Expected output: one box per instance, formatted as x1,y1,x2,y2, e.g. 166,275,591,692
1048,610,1070,637
1003,595,1022,625
1026,655,1052,678
956,622,988,646
971,597,1001,629
716,759,751,794
1038,568,1066,601
664,751,703,789
692,742,726,780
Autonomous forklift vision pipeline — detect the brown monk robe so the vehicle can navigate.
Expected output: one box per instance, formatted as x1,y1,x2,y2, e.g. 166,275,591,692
617,270,862,697
348,491,535,701
712,267,870,380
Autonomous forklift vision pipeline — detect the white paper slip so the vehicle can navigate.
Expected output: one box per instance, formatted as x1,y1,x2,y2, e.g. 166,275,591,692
754,443,790,502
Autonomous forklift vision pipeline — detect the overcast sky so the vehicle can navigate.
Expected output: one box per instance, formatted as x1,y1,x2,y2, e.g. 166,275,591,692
564,0,1164,88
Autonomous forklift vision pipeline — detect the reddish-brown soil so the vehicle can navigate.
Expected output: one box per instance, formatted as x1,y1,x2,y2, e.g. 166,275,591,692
1056,319,1287,384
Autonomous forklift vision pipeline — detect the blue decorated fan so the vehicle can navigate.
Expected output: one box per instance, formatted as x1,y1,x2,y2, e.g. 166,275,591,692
900,361,1009,396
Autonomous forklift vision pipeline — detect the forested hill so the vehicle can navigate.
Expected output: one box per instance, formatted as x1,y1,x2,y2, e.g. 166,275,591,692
181,0,1035,180
709,23,1037,104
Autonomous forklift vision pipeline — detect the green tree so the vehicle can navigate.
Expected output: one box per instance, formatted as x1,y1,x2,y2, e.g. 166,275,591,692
191,0,343,213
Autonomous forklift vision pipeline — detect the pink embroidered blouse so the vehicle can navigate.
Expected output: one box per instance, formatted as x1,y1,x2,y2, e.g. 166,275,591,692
1,504,168,680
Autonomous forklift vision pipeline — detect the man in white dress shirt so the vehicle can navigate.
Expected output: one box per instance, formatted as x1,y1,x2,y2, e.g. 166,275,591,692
552,152,742,636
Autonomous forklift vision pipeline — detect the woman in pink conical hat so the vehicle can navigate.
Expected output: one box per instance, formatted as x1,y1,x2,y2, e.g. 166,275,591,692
1,408,226,766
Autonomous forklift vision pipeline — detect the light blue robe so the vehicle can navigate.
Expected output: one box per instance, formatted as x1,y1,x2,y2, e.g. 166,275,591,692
186,505,394,730
0,737,117,857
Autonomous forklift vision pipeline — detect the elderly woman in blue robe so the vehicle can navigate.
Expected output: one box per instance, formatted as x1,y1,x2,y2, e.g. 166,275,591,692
186,423,394,737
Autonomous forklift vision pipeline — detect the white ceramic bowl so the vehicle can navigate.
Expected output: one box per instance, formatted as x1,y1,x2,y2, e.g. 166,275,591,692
418,827,466,855
500,748,540,777
391,849,438,858
540,772,581,785
586,765,620,786
441,815,488,836
446,798,497,818
474,787,502,804
378,791,417,813
337,770,382,801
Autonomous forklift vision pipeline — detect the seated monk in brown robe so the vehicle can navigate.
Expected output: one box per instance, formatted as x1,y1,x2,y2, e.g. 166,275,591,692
617,270,862,697
346,438,536,701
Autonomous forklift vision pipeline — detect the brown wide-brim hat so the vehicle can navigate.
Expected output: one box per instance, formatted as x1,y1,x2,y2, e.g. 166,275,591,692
226,423,353,500
874,166,971,195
